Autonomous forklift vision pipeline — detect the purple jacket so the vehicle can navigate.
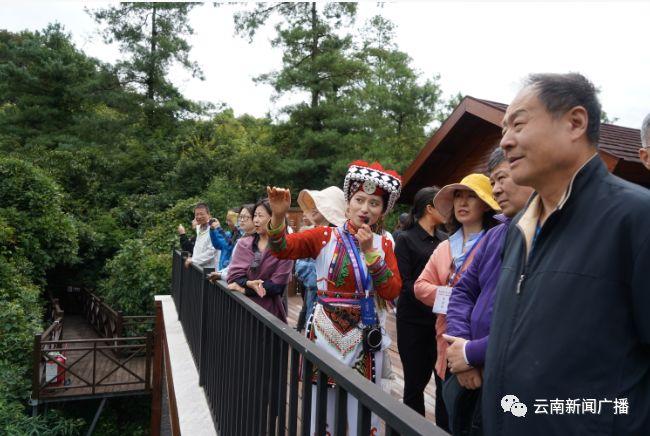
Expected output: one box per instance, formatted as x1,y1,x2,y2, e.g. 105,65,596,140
446,214,510,367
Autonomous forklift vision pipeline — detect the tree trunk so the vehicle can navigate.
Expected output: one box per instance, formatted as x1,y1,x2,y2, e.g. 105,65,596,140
309,2,321,132
148,4,157,102
146,4,157,127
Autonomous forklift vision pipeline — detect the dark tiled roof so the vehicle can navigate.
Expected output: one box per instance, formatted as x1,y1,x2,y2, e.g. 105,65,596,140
599,124,642,162
472,98,642,163
474,98,508,112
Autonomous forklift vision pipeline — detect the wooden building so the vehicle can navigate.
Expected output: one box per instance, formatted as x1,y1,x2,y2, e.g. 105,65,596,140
401,97,650,202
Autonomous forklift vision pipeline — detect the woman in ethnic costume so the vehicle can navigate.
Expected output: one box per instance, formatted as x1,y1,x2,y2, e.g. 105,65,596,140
267,161,402,435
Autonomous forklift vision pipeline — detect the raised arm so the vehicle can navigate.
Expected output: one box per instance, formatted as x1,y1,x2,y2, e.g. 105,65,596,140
268,186,292,230
209,221,231,251
266,186,330,260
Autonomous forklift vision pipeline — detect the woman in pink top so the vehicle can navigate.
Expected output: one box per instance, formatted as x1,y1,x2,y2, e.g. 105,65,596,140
414,174,499,417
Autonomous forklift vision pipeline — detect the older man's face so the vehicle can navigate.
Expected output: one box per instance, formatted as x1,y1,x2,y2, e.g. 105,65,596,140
499,86,584,189
194,207,209,226
490,161,534,218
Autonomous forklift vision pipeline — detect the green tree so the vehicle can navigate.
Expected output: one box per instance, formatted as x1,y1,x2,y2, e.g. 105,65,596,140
0,24,135,151
0,158,83,434
435,91,464,125
90,2,203,127
350,15,443,171
235,2,365,188
0,158,78,281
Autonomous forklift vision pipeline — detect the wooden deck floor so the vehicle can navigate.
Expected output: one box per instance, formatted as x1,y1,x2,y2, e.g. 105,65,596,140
37,315,149,401
286,295,439,424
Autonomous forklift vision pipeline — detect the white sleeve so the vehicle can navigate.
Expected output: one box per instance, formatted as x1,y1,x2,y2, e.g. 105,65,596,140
462,341,471,366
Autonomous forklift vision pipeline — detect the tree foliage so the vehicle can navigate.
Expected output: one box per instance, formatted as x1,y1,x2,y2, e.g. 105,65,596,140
0,158,78,281
0,159,83,434
90,2,203,126
0,6,473,429
234,7,448,189
0,24,136,151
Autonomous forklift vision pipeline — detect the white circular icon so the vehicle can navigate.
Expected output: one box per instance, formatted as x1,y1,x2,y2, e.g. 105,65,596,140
501,394,519,412
510,402,528,417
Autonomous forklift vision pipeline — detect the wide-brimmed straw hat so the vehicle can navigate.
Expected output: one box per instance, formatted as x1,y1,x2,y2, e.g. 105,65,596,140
433,173,500,221
297,186,346,227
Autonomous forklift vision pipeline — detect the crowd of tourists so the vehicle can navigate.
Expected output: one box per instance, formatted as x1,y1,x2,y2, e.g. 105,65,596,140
177,73,650,436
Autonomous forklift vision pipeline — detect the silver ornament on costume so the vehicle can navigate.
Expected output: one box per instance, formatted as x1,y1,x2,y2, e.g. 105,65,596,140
362,180,377,195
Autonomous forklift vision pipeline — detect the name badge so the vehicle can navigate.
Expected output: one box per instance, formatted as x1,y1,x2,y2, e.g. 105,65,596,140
432,286,453,315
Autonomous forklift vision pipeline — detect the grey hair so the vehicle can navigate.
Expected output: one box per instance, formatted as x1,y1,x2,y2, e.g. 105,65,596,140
642,113,650,148
525,73,601,145
487,147,507,174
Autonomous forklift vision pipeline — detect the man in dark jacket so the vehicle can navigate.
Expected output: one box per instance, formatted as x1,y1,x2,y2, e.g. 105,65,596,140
483,73,650,436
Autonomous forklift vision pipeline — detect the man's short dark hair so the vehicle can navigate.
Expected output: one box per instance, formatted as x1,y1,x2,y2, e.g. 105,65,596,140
525,73,601,145
194,202,210,214
487,146,506,174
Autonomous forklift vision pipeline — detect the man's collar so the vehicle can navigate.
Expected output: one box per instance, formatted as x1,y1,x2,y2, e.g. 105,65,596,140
555,153,599,210
516,153,601,255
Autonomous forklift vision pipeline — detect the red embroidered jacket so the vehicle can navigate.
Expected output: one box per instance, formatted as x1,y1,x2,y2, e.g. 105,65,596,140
268,223,401,301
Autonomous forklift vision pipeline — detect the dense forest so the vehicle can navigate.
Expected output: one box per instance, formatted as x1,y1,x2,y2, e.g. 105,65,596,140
0,3,460,434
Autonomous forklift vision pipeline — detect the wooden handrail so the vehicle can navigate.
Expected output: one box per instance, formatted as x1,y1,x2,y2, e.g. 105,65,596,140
32,286,162,401
41,321,62,341
41,337,148,345
75,287,124,340
82,288,120,318
33,332,154,400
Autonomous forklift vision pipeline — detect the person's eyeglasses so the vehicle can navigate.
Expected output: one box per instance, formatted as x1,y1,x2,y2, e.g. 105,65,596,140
239,216,251,222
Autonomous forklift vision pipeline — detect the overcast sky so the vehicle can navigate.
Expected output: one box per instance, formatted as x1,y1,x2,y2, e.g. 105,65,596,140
2,1,649,128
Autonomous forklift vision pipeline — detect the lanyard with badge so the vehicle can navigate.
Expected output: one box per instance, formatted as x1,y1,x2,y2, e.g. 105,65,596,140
338,225,383,352
339,225,376,325
432,232,486,315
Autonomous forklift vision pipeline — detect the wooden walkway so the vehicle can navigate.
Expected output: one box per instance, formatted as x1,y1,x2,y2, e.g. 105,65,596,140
36,314,150,402
286,295,439,423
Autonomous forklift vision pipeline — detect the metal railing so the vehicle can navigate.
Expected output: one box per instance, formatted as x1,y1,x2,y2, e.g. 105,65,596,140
171,250,448,436
32,287,158,401
32,335,153,400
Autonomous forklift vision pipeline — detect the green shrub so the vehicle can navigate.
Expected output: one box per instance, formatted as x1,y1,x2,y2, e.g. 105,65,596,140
0,158,78,282
98,239,170,315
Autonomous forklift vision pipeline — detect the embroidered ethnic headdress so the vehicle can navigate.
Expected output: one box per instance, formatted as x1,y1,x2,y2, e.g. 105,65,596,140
343,160,402,214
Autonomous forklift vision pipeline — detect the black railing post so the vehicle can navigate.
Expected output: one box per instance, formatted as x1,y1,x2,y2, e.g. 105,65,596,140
357,401,371,435
198,266,213,386
334,385,348,436
315,370,328,436
168,251,449,436
300,359,313,436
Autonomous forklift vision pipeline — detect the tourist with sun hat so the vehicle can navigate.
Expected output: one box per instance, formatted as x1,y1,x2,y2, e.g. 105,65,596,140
414,173,499,427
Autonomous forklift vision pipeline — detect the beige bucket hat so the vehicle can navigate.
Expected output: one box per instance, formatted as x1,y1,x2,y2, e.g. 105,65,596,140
297,186,347,227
